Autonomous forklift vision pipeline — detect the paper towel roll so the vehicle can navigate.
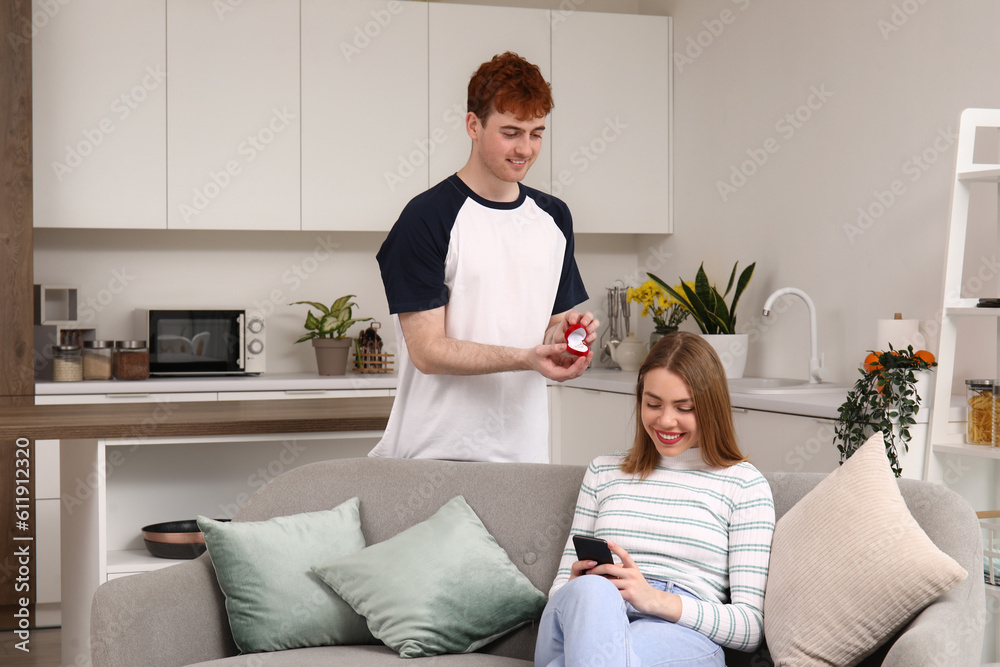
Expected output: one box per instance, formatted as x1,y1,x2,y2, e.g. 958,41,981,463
876,318,926,351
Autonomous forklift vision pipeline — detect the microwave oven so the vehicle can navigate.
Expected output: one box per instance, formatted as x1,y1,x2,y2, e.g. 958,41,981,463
137,309,265,376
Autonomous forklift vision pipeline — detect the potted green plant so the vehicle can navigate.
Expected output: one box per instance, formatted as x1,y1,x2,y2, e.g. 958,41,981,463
833,345,937,477
648,261,755,377
290,295,372,376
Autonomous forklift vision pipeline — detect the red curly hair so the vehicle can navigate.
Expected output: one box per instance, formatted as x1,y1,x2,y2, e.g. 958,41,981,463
467,52,553,125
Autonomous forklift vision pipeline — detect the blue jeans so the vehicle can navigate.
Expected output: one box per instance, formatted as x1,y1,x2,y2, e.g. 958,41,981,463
534,575,725,667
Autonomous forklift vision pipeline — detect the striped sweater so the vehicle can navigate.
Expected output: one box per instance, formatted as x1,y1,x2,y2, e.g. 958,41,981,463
550,448,775,651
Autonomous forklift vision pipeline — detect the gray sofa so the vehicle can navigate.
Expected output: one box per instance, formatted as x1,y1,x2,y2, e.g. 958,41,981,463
90,457,985,666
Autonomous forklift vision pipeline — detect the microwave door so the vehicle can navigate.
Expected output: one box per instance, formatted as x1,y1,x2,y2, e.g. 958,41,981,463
237,313,246,370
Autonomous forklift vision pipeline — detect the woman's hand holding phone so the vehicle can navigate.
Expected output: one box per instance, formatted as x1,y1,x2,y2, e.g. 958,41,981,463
570,536,683,622
571,535,614,579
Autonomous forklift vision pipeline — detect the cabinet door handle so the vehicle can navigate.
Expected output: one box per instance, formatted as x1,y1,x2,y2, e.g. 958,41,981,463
731,408,748,414
284,390,328,395
106,393,151,399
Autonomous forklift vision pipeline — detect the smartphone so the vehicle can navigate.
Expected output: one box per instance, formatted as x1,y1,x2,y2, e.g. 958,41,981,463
572,535,613,566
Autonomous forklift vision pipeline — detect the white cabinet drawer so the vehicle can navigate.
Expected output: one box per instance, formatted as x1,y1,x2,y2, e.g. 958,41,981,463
217,389,394,401
35,392,217,405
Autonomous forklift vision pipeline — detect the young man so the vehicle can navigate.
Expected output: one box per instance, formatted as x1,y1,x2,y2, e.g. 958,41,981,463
372,52,597,463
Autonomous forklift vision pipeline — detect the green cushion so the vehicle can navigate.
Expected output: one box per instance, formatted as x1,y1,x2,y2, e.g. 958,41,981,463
312,495,548,658
197,498,376,654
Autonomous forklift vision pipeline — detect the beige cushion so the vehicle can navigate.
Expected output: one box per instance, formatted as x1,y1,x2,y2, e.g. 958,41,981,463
763,432,967,666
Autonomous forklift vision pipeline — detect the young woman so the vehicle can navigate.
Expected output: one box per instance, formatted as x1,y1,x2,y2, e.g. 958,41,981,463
535,332,775,666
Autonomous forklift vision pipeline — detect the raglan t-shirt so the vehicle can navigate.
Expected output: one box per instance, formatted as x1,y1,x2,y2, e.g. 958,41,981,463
370,174,588,462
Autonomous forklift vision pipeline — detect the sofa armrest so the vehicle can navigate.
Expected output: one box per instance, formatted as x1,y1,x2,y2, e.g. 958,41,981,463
880,575,984,667
91,555,237,667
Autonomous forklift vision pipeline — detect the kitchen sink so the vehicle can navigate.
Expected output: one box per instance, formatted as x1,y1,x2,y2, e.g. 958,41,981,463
727,377,849,394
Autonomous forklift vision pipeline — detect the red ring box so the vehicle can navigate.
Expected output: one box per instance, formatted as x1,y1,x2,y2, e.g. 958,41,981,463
564,324,589,357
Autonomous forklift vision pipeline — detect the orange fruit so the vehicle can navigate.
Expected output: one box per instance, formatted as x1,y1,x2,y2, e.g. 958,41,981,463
863,352,881,373
914,350,935,365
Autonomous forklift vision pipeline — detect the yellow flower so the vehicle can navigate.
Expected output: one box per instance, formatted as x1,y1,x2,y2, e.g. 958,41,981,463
628,280,692,331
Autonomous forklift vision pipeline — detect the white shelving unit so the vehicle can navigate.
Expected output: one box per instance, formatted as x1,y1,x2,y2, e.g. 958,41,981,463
925,108,1000,478
923,109,1000,660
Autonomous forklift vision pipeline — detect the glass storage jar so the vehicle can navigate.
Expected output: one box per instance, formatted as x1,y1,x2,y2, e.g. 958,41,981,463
966,379,994,445
82,340,113,380
52,345,83,382
993,382,1000,447
114,340,150,380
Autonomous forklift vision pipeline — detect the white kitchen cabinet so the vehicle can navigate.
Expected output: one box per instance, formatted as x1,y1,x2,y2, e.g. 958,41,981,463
551,386,634,465
34,391,217,406
301,0,429,232
217,389,393,401
732,408,840,474
35,440,61,608
551,12,672,233
32,0,167,229
731,408,782,473
777,412,841,474
427,3,552,192
166,0,300,230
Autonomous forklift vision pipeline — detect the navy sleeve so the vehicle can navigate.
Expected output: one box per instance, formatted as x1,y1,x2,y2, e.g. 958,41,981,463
376,181,463,314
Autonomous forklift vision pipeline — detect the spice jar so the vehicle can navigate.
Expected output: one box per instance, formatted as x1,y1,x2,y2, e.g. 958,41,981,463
114,340,150,380
52,345,83,382
82,340,113,381
966,379,994,445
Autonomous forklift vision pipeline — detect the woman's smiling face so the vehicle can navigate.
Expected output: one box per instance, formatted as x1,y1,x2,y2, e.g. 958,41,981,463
641,367,700,457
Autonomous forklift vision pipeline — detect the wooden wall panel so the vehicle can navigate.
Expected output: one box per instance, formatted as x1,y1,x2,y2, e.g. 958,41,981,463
0,0,35,611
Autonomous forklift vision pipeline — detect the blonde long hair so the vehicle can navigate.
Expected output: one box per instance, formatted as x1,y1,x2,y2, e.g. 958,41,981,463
620,332,747,478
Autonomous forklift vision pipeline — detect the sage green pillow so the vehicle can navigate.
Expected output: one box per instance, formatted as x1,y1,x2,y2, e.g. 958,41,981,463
311,495,547,658
198,498,376,654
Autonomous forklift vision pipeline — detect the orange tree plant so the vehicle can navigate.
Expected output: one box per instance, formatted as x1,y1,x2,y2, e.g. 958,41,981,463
833,345,936,477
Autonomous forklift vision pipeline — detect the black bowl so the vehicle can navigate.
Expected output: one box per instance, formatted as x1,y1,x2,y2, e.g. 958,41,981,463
141,519,228,560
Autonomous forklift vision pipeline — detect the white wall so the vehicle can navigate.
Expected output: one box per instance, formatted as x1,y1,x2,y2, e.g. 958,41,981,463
32,228,638,373
631,0,1000,392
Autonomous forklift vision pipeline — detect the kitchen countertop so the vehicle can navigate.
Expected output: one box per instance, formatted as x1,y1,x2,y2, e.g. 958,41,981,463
0,396,393,440
560,368,964,423
34,371,398,395
34,367,963,424
560,368,855,419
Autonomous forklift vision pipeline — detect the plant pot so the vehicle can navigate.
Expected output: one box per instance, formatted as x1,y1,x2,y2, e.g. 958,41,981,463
312,338,352,376
649,327,678,350
913,369,934,409
700,334,748,379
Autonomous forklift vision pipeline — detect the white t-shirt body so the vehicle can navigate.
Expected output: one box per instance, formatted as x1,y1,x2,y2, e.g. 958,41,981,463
371,175,588,462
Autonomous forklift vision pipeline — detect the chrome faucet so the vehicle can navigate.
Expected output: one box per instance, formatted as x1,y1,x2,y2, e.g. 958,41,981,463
762,287,827,383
